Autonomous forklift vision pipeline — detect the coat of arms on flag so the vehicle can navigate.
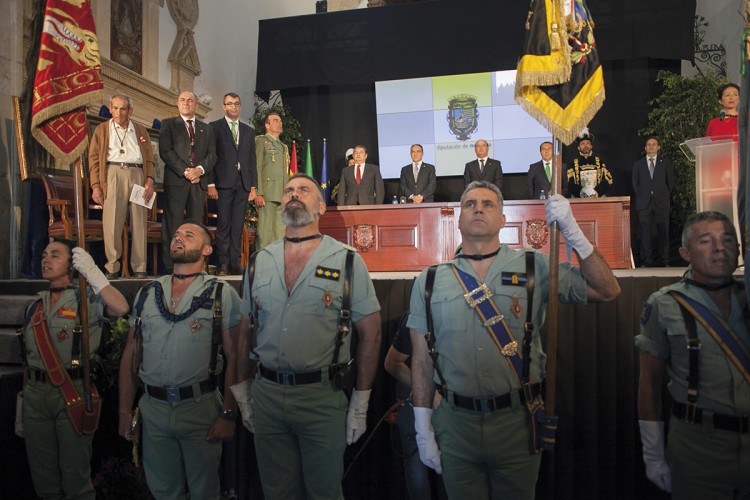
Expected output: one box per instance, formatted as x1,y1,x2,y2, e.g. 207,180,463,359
515,0,604,145
31,0,103,164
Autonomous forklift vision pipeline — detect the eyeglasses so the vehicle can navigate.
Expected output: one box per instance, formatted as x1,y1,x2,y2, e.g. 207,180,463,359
223,102,241,107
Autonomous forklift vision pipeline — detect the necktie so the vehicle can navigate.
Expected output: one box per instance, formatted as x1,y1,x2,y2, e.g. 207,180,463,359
649,158,655,178
187,119,196,166
356,164,362,185
480,159,485,173
413,163,419,182
545,162,551,182
230,121,238,145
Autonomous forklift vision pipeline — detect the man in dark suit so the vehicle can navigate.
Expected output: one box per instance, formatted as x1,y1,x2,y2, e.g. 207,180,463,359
398,144,437,203
158,90,217,269
463,139,502,190
527,141,568,198
337,145,385,205
632,136,674,267
208,92,257,276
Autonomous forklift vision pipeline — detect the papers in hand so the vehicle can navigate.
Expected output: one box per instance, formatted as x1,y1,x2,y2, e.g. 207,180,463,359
130,184,155,209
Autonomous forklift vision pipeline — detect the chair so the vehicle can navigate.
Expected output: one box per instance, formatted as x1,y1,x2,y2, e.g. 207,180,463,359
40,171,104,246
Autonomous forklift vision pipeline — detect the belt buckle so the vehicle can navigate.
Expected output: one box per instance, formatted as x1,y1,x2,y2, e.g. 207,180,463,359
472,398,492,412
277,371,296,386
464,283,493,308
165,386,181,404
683,399,698,424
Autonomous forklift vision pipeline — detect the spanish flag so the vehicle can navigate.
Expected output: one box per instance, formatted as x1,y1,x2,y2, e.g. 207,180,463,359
515,0,604,145
31,0,103,164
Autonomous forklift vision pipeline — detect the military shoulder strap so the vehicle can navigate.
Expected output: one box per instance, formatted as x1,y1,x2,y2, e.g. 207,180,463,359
331,249,355,367
244,251,259,325
424,264,447,394
208,281,224,377
522,250,535,384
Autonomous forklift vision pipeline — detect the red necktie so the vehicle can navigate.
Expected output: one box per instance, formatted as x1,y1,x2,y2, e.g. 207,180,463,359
356,164,362,185
187,119,196,166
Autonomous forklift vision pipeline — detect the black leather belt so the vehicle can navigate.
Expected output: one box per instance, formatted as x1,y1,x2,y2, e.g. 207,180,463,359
29,366,84,383
145,379,216,403
673,402,749,433
106,161,142,168
450,382,543,412
259,365,322,386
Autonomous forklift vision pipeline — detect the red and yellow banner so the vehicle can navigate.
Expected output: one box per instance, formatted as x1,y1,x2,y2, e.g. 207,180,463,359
31,0,102,164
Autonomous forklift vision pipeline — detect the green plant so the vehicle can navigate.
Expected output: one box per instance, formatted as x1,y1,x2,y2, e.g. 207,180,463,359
99,316,130,392
639,70,726,239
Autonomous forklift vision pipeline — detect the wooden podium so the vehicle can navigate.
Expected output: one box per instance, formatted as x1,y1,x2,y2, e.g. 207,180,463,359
320,197,632,271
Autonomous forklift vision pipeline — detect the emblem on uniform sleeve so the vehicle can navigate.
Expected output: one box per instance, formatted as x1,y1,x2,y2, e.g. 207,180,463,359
315,266,341,281
525,219,548,249
501,272,528,286
640,302,652,325
353,224,375,252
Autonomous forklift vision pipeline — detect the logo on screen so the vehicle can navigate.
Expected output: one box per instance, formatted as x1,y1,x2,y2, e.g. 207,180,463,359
447,94,478,141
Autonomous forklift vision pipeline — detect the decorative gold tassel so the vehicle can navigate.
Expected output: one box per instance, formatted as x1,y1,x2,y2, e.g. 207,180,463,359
549,23,561,51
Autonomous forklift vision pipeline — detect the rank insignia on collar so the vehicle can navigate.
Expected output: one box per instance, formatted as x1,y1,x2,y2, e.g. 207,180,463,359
57,329,69,342
501,272,528,286
315,266,340,281
323,290,334,308
511,295,522,318
57,307,77,318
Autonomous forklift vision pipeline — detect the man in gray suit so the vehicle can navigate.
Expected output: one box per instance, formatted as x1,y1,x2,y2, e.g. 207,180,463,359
463,139,502,190
398,144,437,203
632,136,674,267
337,145,385,206
158,90,217,269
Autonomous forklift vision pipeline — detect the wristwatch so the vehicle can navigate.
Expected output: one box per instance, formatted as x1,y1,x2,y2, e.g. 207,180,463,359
219,409,236,421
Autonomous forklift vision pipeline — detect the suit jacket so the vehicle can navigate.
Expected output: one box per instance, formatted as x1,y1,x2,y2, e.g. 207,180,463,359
159,116,216,189
208,119,257,192
398,162,437,202
255,134,289,204
464,158,503,189
632,155,674,211
88,119,155,200
337,163,385,205
526,160,568,198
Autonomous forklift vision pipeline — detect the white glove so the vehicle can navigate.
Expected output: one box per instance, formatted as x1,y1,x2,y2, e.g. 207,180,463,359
229,380,254,433
545,194,594,260
72,247,110,294
413,406,442,474
639,420,672,492
580,186,598,198
15,391,23,438
346,389,371,445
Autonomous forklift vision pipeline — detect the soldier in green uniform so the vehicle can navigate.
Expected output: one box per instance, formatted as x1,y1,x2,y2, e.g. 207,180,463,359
636,211,750,498
254,112,290,249
566,129,613,198
20,241,128,499
233,174,381,499
408,181,620,499
118,221,242,500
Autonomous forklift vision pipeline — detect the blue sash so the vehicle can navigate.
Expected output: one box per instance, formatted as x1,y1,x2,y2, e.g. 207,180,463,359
670,290,750,385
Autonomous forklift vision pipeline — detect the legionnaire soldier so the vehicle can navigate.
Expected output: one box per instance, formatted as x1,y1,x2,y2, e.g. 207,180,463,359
118,221,242,499
233,174,382,499
408,181,620,499
254,112,290,249
19,241,129,499
636,211,750,498
566,129,613,198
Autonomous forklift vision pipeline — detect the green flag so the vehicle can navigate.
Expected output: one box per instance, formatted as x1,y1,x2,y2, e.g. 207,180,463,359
305,139,314,177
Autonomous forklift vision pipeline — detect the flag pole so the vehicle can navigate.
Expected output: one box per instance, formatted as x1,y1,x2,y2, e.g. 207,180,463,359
545,138,563,417
72,156,93,413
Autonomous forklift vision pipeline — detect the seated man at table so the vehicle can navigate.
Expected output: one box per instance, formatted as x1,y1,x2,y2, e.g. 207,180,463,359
399,144,436,203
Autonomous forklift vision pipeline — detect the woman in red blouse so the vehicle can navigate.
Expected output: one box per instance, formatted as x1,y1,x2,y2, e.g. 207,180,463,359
705,82,740,138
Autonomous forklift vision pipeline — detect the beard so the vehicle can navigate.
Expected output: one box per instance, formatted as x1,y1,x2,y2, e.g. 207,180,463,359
170,247,203,264
282,201,316,228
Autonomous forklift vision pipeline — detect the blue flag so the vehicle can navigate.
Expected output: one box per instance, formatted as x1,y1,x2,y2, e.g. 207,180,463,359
321,139,330,205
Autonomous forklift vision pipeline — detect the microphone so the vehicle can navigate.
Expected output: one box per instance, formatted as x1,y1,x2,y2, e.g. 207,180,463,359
720,110,726,121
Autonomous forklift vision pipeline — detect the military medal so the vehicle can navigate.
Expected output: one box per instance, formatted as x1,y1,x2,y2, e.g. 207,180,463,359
511,295,522,318
272,153,276,162
323,290,333,308
57,329,69,342
190,318,200,333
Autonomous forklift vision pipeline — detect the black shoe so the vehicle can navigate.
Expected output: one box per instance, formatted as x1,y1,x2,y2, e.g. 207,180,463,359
229,265,244,275
133,272,148,278
106,272,119,280
217,265,229,276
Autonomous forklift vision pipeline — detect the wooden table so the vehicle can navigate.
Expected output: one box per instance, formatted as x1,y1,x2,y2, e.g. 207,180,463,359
320,197,632,271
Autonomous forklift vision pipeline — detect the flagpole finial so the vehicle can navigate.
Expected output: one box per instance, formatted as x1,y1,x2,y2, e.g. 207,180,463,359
307,138,311,143
323,138,327,142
